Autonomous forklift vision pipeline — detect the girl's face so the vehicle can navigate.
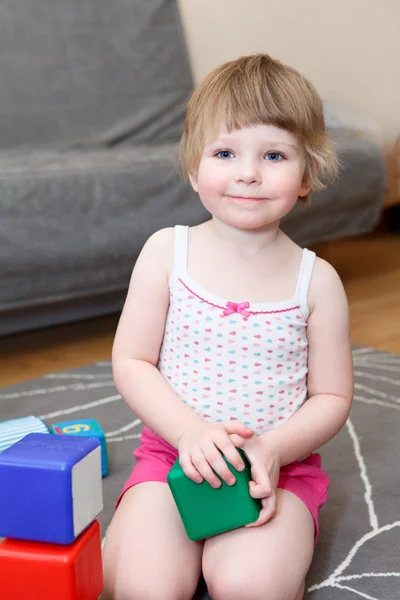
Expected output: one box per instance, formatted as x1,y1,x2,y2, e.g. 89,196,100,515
189,124,311,231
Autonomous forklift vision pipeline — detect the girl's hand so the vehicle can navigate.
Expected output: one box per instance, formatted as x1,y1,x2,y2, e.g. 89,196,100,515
230,433,281,528
178,421,254,488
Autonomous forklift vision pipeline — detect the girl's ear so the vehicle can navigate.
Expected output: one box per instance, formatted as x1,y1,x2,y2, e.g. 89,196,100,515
188,173,199,193
298,181,312,199
299,159,319,198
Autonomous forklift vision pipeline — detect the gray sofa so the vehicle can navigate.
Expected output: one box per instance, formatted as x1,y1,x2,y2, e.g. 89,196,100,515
0,0,385,336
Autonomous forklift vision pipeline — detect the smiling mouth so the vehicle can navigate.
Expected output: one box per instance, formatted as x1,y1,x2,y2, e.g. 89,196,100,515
227,195,267,201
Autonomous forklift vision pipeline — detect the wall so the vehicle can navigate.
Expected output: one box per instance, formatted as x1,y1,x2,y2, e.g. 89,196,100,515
177,0,400,143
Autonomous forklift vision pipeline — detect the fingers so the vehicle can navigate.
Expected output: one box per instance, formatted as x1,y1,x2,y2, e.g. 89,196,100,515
181,451,221,488
245,494,277,528
224,421,254,439
178,422,254,488
228,433,244,448
215,434,245,472
245,458,276,528
249,460,271,499
179,453,204,484
180,448,234,488
249,479,271,499
199,444,236,487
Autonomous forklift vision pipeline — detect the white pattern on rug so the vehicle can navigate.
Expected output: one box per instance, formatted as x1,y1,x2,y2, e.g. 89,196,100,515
2,348,399,599
308,348,400,598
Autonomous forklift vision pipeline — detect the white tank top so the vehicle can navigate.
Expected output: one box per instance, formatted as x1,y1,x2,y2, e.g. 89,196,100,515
158,225,316,434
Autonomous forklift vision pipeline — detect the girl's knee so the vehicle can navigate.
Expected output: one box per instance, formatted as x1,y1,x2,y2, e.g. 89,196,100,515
103,550,197,600
102,575,195,600
205,570,303,600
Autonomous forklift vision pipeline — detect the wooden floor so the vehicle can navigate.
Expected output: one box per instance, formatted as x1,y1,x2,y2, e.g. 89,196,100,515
1,231,400,388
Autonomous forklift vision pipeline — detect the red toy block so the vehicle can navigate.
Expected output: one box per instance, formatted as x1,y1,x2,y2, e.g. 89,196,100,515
0,520,103,600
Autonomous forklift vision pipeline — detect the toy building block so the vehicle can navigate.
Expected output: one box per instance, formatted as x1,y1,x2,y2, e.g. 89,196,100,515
167,449,261,540
0,432,103,544
50,418,108,477
0,415,49,453
0,520,103,600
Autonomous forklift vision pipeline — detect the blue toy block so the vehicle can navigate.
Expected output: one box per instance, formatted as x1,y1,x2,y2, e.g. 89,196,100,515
0,416,49,453
50,418,108,477
0,433,103,544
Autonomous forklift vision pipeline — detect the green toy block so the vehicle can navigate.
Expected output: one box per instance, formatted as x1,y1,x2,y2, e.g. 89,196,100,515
167,449,261,541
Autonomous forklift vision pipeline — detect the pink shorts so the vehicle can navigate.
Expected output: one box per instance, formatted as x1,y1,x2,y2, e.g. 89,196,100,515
117,426,330,544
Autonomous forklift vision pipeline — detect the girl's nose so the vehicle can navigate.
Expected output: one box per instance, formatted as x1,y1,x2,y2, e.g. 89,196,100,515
235,160,261,185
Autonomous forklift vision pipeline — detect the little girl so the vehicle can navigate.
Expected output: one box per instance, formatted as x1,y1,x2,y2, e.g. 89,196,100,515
103,54,354,600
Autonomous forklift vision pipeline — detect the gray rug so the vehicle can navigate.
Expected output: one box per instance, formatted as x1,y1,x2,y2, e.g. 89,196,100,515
1,346,399,599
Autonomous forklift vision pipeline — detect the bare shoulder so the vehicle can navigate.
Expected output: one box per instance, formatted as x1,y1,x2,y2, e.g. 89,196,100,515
138,227,175,277
112,227,175,363
142,227,175,257
308,256,348,314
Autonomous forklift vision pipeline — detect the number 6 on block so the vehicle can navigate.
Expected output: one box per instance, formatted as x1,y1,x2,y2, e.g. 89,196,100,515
50,419,108,478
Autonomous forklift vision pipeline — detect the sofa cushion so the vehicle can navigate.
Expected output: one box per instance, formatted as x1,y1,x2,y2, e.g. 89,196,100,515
0,135,384,335
0,146,208,317
0,0,192,149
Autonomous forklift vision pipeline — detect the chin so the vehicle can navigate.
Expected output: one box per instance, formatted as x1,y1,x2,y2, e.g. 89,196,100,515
220,215,277,231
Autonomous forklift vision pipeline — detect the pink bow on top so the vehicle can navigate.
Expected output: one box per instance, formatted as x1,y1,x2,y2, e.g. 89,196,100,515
222,301,251,318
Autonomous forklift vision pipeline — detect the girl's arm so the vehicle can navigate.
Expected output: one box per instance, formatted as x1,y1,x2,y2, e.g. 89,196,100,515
112,228,204,448
260,258,354,465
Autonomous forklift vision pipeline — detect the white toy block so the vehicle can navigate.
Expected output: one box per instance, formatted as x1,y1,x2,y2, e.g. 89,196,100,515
0,415,49,453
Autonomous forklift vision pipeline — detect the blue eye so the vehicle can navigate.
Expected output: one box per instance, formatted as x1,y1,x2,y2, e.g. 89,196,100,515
265,152,283,161
216,150,234,159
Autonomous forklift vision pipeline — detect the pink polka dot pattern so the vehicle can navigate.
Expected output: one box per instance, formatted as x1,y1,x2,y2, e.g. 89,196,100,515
158,280,310,434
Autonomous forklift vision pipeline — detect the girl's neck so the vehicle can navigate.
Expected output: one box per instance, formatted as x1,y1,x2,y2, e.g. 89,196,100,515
208,217,284,257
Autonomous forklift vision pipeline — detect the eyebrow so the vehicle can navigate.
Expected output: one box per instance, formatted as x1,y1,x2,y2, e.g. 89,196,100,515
209,138,299,152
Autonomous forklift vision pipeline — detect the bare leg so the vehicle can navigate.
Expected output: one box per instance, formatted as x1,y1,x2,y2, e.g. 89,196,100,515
203,488,314,600
296,581,305,600
102,483,203,600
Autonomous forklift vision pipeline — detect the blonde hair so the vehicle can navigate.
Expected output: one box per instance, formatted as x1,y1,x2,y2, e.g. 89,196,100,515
178,54,339,204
